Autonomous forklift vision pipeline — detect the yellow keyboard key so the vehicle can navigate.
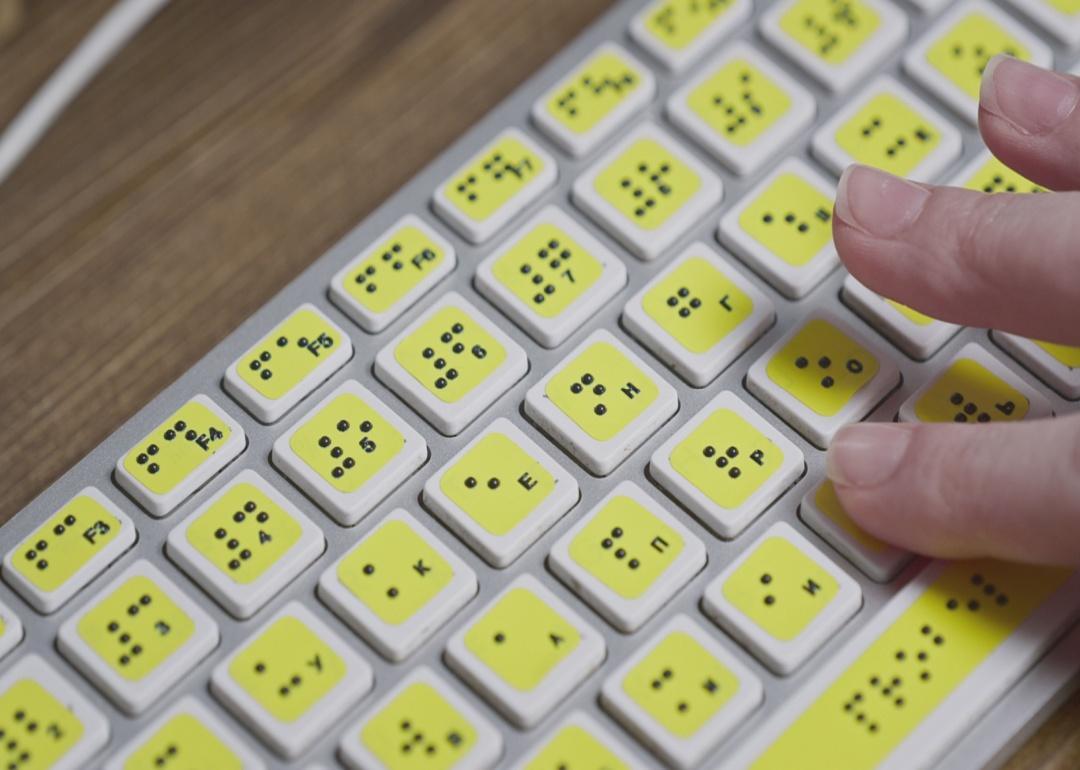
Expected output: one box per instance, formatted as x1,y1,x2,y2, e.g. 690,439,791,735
993,331,1080,400
212,602,372,759
116,395,244,517
3,487,136,614
446,576,604,727
549,481,706,632
516,713,637,770
224,304,351,423
341,668,502,770
166,469,325,618
318,510,476,662
1003,0,1080,48
58,561,218,715
433,129,556,243
841,274,961,361
533,43,655,157
953,151,1046,194
331,215,456,333
0,599,21,663
600,615,762,769
272,380,426,526
630,0,752,72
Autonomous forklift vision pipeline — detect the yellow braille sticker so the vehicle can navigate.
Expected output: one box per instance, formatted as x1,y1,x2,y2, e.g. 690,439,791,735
229,615,347,723
779,0,881,64
235,308,343,401
546,49,645,135
122,401,233,496
546,341,660,441
925,13,1030,101
593,138,701,230
569,494,683,599
337,520,453,626
766,319,880,417
0,678,84,770
914,358,1029,423
834,93,941,176
443,136,547,223
524,724,629,770
886,300,934,327
687,58,792,146
723,536,841,641
1036,340,1080,369
440,431,555,536
341,225,448,315
738,173,834,267
464,587,580,691
670,408,784,510
12,494,121,593
749,561,1070,769
289,391,405,493
185,482,301,585
490,222,604,318
643,0,740,51
122,712,243,770
815,481,887,555
394,306,507,403
77,575,195,681
960,155,1045,195
361,682,477,770
622,630,740,738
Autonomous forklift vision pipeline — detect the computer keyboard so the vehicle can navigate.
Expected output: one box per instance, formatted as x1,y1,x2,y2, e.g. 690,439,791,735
4,0,1080,767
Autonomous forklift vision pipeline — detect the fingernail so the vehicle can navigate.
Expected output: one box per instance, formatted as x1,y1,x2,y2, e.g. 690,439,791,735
834,164,930,239
981,55,1080,136
826,423,914,488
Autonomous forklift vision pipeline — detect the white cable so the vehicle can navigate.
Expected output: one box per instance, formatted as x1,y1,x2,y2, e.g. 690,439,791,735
0,0,170,186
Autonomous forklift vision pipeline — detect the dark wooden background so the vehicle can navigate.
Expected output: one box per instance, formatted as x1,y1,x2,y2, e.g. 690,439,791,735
0,1,1077,766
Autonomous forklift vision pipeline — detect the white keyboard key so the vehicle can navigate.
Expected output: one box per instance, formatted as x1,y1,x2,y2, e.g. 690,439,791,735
667,42,815,176
841,274,962,360
703,521,863,674
445,574,605,728
718,157,839,299
422,417,579,568
630,0,753,73
524,329,678,476
474,205,627,348
898,342,1053,423
718,560,1080,769
57,559,219,715
622,242,775,387
339,667,503,770
433,128,557,244
211,601,373,759
547,481,706,632
115,394,245,518
511,711,646,770
993,331,1080,400
374,291,529,436
760,0,909,93
0,598,22,662
572,122,722,261
104,696,265,770
950,149,1047,194
812,75,963,182
532,42,656,158
0,654,110,770
600,614,762,769
650,390,805,539
1004,0,1080,48
799,478,913,582
746,311,902,448
272,379,427,526
166,469,326,619
317,509,477,662
223,303,352,423
904,0,1052,124
329,214,457,334
2,486,136,614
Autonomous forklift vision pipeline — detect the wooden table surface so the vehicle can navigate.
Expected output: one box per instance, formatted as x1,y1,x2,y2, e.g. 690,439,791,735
1,1,1078,767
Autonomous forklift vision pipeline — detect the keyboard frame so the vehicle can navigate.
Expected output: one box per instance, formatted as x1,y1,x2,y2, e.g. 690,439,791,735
4,0,1080,767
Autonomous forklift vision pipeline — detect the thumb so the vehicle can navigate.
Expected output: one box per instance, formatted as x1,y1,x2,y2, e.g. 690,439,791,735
825,416,1080,566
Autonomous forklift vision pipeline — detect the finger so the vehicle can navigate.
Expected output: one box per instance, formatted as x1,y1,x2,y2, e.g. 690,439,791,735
833,164,1080,346
825,417,1080,566
979,56,1080,191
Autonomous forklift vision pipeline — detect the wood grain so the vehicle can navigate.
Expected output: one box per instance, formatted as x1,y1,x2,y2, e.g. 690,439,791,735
0,1,1076,767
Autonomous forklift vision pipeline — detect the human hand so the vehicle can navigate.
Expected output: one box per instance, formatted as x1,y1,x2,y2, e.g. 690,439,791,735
825,55,1080,566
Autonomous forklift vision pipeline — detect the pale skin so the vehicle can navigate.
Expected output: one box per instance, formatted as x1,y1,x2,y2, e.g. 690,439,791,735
825,55,1080,567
